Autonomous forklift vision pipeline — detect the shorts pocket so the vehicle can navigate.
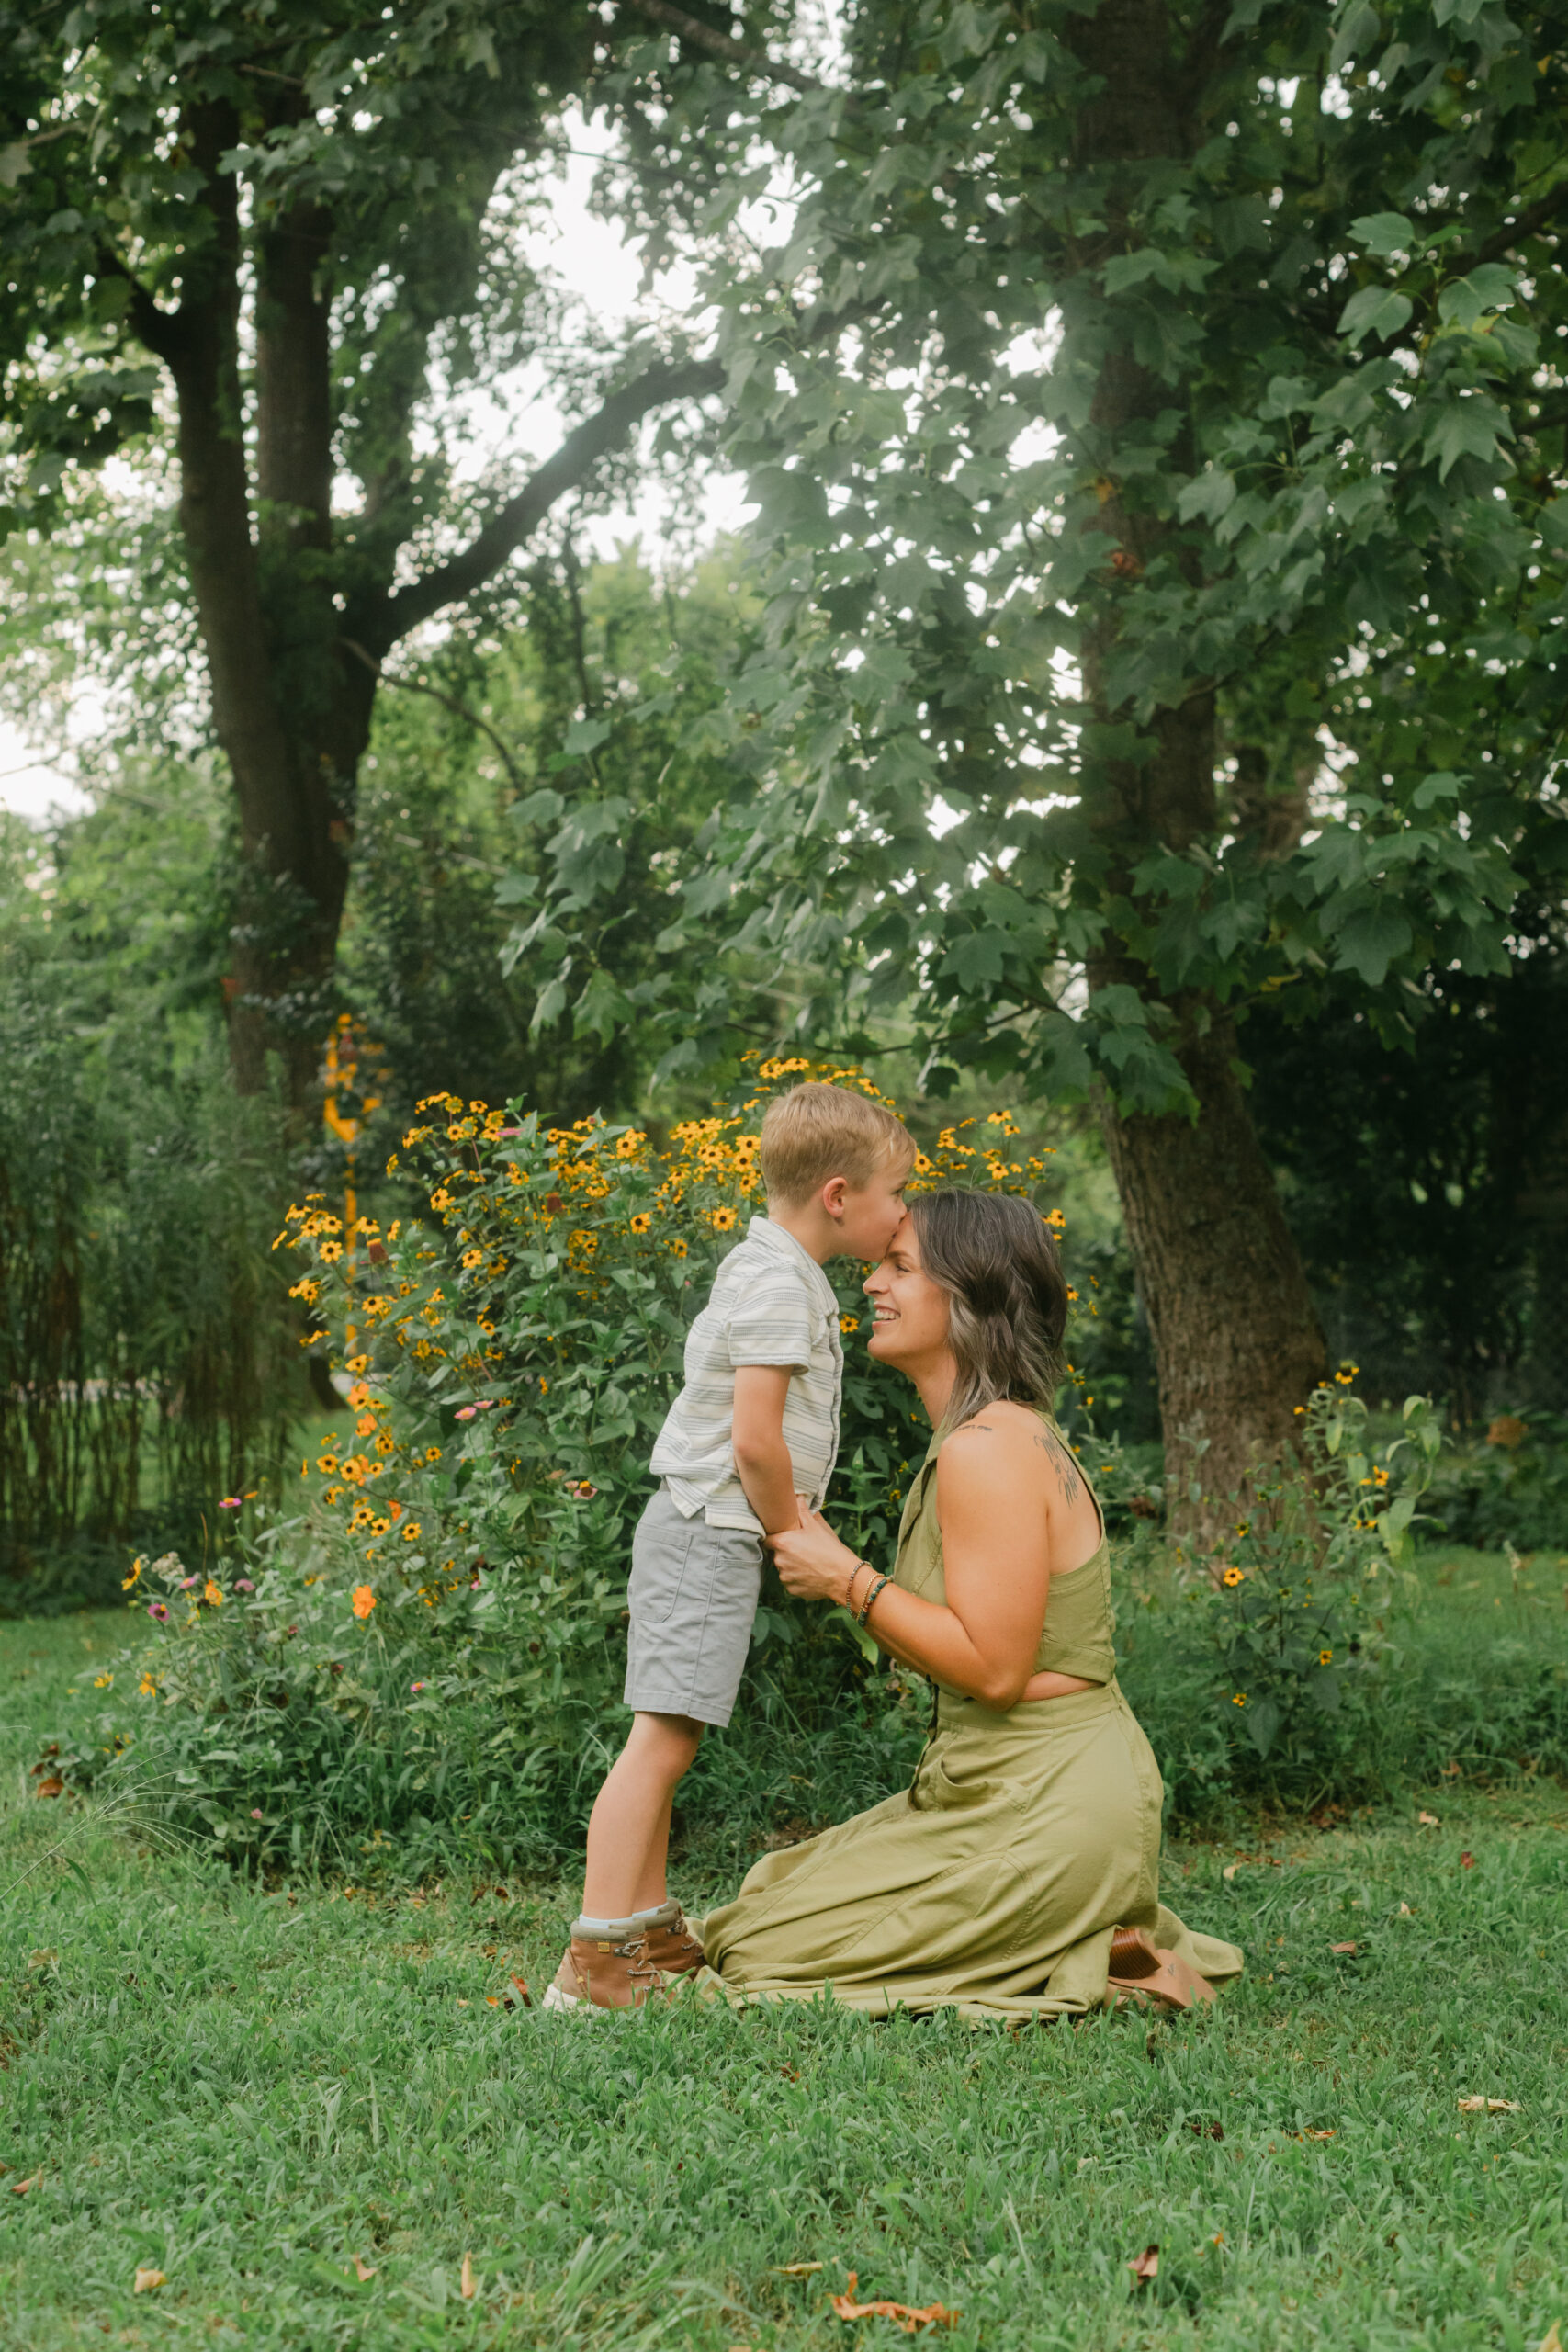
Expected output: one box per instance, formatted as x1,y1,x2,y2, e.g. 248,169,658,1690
628,1509,699,1629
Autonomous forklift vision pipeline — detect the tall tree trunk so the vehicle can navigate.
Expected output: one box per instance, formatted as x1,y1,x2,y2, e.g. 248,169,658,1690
168,111,361,1110
1068,0,1326,1535
1097,1012,1327,1533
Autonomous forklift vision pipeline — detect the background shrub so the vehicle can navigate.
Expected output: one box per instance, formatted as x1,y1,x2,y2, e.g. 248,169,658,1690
74,1068,1568,1874
88,1064,1041,1869
1425,1411,1568,1553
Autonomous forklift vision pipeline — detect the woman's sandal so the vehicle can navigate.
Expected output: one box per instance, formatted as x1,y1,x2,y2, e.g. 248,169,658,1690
1107,1925,1216,2012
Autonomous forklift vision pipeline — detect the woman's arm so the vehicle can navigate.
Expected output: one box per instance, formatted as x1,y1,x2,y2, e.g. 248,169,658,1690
769,1409,1055,1711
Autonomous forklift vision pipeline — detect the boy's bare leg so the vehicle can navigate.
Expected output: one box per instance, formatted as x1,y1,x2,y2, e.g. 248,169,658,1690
581,1710,703,1920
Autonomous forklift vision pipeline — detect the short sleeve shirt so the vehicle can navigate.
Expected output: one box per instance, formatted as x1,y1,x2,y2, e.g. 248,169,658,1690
649,1216,844,1532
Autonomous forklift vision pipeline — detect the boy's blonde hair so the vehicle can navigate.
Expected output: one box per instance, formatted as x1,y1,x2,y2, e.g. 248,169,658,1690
759,1082,915,1206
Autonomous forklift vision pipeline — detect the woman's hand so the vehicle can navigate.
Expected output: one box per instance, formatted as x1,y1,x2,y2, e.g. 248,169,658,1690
768,1507,863,1607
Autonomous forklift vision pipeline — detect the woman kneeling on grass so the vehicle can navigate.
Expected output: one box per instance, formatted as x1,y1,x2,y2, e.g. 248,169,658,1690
697,1188,1243,2023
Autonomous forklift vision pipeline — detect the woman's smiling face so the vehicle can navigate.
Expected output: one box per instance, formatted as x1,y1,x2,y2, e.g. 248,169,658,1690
863,1212,952,1373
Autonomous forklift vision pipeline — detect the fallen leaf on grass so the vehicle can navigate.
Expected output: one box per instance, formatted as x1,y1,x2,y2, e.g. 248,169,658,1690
1398,1902,1414,1916
775,2261,824,2277
9,2175,38,2195
1297,2129,1337,2142
459,2253,476,2300
33,1777,63,1800
1330,1941,1359,1954
132,2268,164,2294
509,1973,532,2007
1458,2097,1520,2114
1418,1811,1440,1826
830,2272,959,2331
1460,1852,1474,1869
1127,2246,1159,2283
353,2256,377,2282
1533,2325,1562,2352
1222,1854,1283,1878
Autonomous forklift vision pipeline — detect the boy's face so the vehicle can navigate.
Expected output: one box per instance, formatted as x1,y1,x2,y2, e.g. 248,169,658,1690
827,1154,911,1263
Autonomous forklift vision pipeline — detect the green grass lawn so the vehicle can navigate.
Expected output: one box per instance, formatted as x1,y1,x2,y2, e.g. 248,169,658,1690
3,1610,1567,2351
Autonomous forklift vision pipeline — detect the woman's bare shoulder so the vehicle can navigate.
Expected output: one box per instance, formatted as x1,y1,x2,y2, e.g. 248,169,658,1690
939,1400,1086,1506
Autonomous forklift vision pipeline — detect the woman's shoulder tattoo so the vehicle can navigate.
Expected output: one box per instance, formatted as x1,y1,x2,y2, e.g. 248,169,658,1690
1031,1425,1084,1506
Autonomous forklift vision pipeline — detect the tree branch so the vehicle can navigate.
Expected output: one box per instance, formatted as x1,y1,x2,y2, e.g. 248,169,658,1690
95,244,187,367
615,0,828,93
370,354,724,651
1468,182,1568,269
338,638,527,795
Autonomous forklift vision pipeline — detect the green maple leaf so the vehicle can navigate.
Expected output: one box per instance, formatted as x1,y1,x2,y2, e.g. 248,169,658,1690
1331,905,1415,987
1423,397,1511,481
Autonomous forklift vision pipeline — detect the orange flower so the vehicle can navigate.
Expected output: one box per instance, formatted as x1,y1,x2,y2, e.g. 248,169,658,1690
203,1579,223,1607
352,1585,377,1619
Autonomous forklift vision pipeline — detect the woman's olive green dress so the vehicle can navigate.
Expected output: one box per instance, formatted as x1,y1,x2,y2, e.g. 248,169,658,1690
698,1420,1243,2023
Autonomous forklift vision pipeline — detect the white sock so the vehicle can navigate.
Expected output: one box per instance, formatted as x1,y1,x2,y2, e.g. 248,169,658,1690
572,1899,678,1938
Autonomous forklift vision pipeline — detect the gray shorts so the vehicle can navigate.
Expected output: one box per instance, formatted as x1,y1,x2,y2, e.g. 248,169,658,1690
623,1483,764,1727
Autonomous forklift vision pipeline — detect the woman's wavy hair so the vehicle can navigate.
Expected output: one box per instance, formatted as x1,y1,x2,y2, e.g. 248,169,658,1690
906,1188,1068,1430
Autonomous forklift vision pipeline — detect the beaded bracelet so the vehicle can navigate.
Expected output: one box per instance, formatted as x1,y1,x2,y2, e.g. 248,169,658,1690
844,1559,874,1615
857,1572,891,1627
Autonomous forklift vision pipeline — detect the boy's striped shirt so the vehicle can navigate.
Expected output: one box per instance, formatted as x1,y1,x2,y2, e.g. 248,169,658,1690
649,1216,843,1532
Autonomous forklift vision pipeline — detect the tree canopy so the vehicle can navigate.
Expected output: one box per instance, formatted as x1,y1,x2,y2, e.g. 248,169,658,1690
0,0,719,1098
502,0,1568,1504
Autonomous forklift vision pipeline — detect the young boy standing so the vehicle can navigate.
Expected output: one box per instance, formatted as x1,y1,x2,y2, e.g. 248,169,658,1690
546,1081,915,2012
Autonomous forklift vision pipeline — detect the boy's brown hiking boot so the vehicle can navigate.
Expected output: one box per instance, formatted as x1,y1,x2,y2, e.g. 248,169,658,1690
542,1901,705,2015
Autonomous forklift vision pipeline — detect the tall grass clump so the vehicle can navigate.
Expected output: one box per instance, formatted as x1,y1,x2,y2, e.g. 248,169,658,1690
0,978,298,1612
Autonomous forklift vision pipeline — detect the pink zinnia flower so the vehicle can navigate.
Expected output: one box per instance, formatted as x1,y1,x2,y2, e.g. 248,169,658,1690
411,1680,428,1694
250,1808,265,1821
455,1406,477,1421
219,1497,243,1510
234,1578,255,1592
148,1600,169,1623
179,1576,199,1589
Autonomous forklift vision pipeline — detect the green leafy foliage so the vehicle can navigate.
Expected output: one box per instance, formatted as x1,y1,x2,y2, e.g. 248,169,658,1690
1200,1388,1442,1780
88,1060,1051,1868
0,0,595,542
71,1056,1566,1861
1427,1412,1568,1553
0,807,298,1609
558,0,1568,1107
